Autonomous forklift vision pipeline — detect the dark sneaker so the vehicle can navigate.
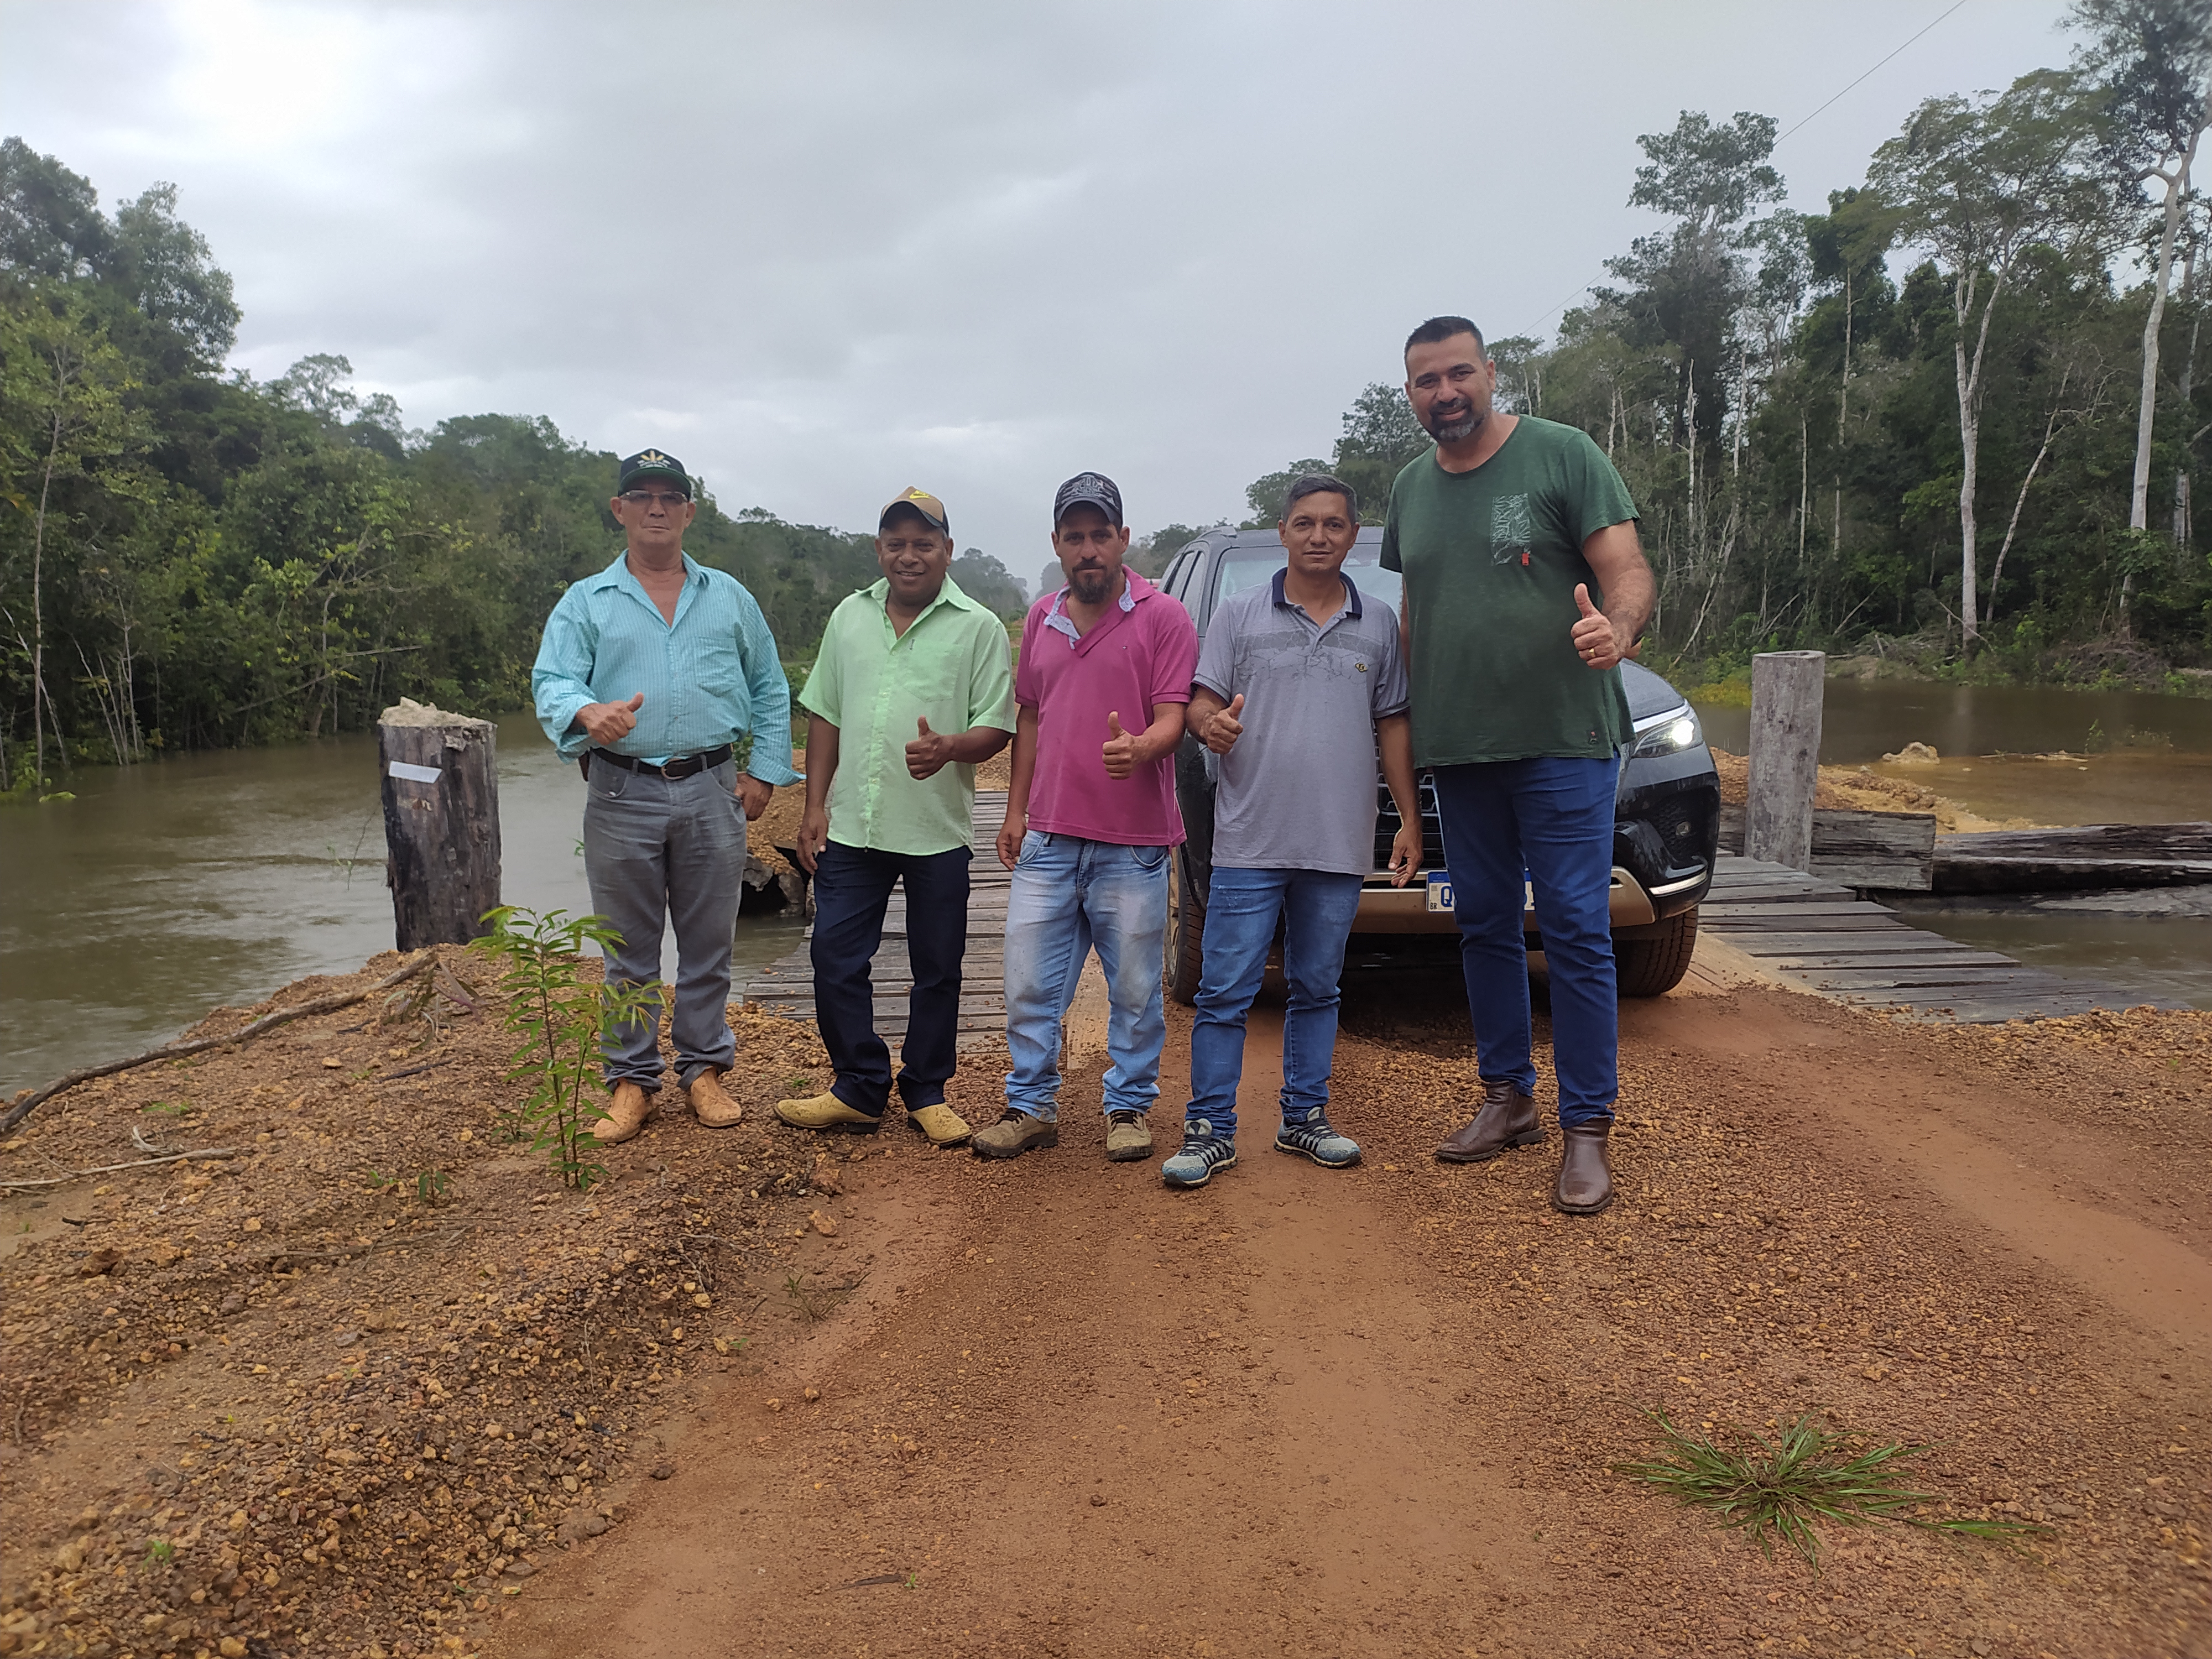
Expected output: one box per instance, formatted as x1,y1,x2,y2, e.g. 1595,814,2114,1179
1104,1110,1154,1162
1275,1107,1361,1168
1161,1120,1237,1189
971,1110,1058,1160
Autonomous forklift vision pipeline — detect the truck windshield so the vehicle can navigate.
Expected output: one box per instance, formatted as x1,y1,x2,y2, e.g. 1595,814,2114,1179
1214,547,1402,613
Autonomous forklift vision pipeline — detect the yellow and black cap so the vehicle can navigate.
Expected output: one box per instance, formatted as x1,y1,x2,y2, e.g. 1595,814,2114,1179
617,448,693,497
879,486,950,535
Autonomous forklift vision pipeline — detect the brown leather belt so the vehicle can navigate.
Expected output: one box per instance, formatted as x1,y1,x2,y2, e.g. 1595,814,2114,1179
585,744,733,781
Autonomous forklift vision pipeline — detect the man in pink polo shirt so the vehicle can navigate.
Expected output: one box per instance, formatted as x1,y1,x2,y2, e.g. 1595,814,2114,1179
974,472,1199,1161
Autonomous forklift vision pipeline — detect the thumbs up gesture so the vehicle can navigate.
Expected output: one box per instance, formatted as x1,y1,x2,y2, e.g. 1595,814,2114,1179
906,714,954,780
1203,692,1245,756
578,691,645,745
1570,582,1634,671
1101,709,1143,779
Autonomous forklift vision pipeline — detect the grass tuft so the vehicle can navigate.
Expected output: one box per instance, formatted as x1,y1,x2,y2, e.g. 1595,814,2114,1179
1611,1411,2052,1567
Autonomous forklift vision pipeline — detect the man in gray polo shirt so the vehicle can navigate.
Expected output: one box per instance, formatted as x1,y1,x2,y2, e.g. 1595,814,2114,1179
1164,474,1422,1189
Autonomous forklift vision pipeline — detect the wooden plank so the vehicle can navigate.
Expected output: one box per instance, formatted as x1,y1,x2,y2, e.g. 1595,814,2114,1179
1931,821,2212,894
1745,651,1823,870
1719,803,1937,890
1764,952,2024,972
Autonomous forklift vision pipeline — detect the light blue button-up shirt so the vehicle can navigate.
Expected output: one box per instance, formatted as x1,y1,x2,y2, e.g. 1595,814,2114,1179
530,551,798,782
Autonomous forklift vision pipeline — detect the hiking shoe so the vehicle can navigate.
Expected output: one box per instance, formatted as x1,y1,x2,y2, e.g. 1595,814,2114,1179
971,1111,1058,1160
905,1103,973,1147
1161,1121,1237,1190
687,1069,744,1128
592,1081,656,1146
774,1091,883,1134
1104,1110,1154,1162
1276,1107,1361,1168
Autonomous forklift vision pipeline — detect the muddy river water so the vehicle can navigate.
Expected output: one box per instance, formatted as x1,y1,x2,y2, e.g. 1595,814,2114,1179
0,716,805,1099
2,682,2206,1099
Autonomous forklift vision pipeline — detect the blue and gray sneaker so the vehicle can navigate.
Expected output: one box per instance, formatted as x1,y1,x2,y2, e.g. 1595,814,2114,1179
1161,1120,1238,1189
1275,1107,1361,1168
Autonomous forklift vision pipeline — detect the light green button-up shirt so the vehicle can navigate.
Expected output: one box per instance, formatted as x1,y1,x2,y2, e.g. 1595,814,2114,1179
799,576,1017,855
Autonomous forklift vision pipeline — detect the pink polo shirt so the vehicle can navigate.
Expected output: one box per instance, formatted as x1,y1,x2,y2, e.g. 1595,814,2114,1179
1015,569,1198,847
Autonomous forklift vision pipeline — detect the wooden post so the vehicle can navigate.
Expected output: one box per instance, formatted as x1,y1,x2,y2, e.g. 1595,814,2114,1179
379,698,501,949
1745,650,1824,872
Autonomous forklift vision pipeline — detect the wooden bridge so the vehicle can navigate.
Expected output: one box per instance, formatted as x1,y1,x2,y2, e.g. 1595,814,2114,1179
740,794,2167,1039
740,791,1012,1048
1698,854,2165,1022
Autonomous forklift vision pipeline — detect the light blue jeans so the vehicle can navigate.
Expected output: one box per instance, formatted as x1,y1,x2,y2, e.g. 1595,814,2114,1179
1001,831,1170,1122
1185,867,1363,1138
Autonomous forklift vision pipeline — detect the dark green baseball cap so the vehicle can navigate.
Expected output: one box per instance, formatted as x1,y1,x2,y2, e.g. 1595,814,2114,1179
617,448,693,497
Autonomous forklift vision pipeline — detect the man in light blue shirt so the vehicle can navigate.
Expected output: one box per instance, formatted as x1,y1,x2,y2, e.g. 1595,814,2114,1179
531,448,796,1145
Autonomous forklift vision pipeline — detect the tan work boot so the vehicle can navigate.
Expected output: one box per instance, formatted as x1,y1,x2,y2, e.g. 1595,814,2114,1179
969,1111,1058,1160
593,1081,656,1146
775,1091,883,1134
688,1070,744,1128
904,1103,972,1147
1104,1109,1153,1162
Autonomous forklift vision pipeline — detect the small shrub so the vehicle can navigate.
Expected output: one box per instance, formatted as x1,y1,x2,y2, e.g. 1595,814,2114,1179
471,907,659,1191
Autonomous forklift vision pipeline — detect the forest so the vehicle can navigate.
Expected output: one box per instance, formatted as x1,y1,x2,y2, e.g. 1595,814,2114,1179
0,148,1025,791
3,1,2208,789
1234,0,2212,693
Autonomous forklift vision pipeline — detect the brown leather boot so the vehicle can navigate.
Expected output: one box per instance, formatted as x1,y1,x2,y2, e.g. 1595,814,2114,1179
688,1070,743,1129
592,1081,656,1146
1552,1123,1614,1215
1434,1080,1542,1164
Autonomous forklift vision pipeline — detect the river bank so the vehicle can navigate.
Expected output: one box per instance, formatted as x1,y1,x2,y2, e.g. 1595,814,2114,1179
2,950,2205,1658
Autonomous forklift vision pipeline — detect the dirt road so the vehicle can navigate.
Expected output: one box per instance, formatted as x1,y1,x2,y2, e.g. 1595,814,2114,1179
491,965,2211,1659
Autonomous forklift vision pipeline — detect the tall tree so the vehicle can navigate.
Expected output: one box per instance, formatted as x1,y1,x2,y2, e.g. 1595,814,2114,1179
1869,71,2107,645
2069,0,2212,531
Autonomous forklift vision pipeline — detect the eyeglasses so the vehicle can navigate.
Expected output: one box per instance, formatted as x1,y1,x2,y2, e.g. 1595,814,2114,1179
619,490,690,509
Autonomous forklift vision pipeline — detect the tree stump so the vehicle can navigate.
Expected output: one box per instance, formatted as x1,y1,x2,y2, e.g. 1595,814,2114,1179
379,699,502,949
1745,651,1824,873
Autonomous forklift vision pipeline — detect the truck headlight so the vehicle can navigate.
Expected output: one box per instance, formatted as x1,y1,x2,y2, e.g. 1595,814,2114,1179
1627,706,1702,759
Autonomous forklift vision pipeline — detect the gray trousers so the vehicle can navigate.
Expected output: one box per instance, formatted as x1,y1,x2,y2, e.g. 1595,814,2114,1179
581,757,745,1091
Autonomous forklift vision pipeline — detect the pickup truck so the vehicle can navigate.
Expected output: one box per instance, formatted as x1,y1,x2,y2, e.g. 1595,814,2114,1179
1156,526,1721,1001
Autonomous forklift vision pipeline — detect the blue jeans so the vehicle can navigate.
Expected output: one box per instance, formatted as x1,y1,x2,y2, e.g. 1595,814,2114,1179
1002,832,1170,1123
808,841,970,1114
1185,867,1363,1138
1431,757,1619,1128
581,757,746,1092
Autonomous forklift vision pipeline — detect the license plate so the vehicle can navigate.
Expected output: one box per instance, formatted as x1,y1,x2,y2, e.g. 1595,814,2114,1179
1426,871,1453,912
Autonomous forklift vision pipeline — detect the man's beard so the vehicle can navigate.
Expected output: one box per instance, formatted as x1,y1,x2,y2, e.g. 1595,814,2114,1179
1070,565,1112,603
1426,398,1480,444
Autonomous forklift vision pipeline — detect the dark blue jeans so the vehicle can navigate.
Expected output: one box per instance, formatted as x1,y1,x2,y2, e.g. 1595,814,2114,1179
808,841,971,1114
1185,867,1363,1138
1431,757,1619,1127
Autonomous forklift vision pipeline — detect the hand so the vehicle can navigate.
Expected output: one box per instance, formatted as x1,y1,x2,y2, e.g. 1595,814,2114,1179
1102,711,1142,780
1202,693,1245,756
577,692,644,746
796,802,829,873
1570,583,1638,671
995,805,1028,870
736,773,774,821
906,716,954,781
1389,821,1422,887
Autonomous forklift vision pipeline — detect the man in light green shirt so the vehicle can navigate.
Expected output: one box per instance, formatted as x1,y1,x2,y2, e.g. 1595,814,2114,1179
776,488,1017,1146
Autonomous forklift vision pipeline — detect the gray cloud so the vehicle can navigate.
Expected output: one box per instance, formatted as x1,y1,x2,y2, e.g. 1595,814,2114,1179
2,0,2070,567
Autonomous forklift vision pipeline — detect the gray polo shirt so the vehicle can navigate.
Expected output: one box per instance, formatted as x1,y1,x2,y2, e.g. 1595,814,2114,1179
1193,570,1410,875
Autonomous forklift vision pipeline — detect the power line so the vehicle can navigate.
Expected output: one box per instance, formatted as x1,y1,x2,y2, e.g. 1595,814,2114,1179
1507,0,1973,340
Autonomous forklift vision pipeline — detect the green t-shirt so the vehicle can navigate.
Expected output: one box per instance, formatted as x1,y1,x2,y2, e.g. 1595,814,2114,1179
1379,416,1639,766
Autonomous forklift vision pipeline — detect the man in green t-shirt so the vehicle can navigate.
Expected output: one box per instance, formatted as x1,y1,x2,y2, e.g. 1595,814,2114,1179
775,488,1017,1148
1379,316,1656,1217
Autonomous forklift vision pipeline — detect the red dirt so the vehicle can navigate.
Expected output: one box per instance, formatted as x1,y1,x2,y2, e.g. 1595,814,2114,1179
485,973,2210,1659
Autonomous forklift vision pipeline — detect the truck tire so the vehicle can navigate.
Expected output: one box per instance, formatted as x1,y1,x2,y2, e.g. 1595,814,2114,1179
1166,847,1205,1005
1615,906,1698,998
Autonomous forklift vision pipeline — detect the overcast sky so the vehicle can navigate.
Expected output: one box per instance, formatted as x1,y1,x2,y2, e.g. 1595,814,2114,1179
2,0,2075,585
